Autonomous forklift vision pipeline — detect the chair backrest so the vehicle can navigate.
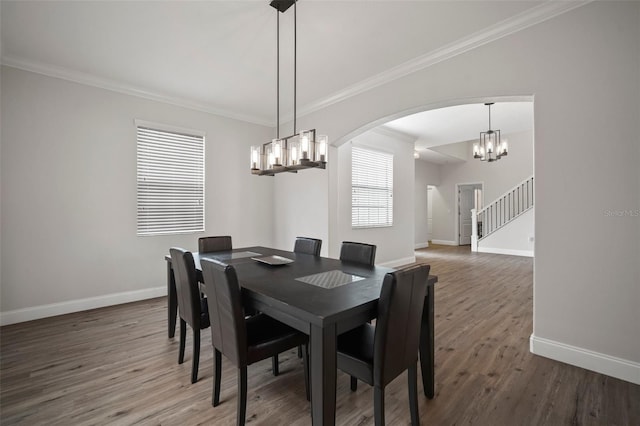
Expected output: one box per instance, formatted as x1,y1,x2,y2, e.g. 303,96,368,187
170,247,204,328
293,237,322,256
373,264,430,387
201,258,247,368
198,236,232,253
339,241,377,266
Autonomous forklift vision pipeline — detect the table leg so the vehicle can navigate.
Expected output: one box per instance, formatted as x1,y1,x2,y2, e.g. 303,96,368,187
167,260,177,338
419,283,435,398
310,323,337,426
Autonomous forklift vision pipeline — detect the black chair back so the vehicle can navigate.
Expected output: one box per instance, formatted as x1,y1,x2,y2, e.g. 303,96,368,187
201,258,247,368
340,241,377,266
198,236,232,253
374,264,430,387
293,237,322,256
201,259,310,420
170,247,205,329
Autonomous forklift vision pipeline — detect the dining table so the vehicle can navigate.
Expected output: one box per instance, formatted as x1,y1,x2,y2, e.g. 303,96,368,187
165,246,437,426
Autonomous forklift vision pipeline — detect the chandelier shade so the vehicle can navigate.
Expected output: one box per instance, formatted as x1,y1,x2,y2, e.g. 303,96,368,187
473,103,508,162
251,0,328,176
251,130,328,176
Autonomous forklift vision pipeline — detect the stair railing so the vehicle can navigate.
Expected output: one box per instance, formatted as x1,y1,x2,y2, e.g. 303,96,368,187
473,176,534,245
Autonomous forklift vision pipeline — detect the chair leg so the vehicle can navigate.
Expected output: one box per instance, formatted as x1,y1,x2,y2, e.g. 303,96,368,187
408,363,420,426
350,376,358,392
237,366,248,426
302,343,310,401
272,354,279,376
178,318,186,364
191,329,200,383
213,349,222,407
374,386,385,426
297,345,303,359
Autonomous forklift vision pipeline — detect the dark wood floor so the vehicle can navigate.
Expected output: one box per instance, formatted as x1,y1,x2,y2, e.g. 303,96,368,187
1,245,638,425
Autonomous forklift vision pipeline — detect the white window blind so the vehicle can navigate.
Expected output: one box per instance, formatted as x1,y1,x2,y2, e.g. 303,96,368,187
137,125,204,236
352,146,393,228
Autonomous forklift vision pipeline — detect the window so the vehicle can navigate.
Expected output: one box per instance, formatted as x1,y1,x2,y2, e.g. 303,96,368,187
351,146,393,228
136,122,205,235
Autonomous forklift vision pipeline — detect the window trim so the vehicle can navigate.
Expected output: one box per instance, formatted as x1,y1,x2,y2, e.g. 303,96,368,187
351,145,394,229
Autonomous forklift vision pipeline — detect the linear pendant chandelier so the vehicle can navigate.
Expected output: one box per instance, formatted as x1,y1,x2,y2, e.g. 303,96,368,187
473,102,508,162
250,0,328,176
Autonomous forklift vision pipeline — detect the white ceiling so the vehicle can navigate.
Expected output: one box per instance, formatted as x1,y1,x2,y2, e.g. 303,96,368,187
1,0,581,129
385,101,534,164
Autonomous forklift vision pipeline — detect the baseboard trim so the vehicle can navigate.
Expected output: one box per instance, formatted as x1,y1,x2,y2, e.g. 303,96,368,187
430,240,457,246
477,246,534,257
0,287,166,326
530,334,640,385
380,256,417,268
414,242,429,249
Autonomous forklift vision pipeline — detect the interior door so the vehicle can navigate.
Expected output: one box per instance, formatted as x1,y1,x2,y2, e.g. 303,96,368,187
459,185,475,245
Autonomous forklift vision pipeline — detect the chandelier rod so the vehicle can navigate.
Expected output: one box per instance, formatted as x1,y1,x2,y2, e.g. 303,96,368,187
251,0,327,176
293,0,297,135
276,8,280,139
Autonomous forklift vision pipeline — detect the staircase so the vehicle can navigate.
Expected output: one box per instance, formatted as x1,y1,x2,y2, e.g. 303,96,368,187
471,176,534,250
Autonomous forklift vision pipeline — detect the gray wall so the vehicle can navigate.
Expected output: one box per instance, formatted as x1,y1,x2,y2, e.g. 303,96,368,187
479,208,534,255
1,66,274,317
333,129,415,265
272,166,330,257
275,2,640,378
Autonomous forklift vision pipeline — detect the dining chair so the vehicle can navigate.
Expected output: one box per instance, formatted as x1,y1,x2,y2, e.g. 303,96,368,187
339,241,377,266
293,237,322,256
292,237,322,358
336,264,431,426
292,235,322,363
198,235,232,253
201,258,310,426
169,247,211,384
198,235,290,376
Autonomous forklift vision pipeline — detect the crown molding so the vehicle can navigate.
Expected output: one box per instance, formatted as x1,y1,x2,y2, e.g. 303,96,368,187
0,56,273,127
296,1,591,118
1,1,589,127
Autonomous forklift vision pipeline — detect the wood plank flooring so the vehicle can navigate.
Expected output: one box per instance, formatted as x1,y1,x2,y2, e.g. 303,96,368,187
1,245,638,425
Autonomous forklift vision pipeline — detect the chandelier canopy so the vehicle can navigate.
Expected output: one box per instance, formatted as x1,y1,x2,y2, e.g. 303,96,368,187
250,0,328,176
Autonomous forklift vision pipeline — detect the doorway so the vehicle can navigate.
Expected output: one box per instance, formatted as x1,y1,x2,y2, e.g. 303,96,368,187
458,183,482,245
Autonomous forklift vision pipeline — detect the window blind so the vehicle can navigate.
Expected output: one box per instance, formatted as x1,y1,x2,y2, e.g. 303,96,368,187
137,126,204,235
351,146,393,228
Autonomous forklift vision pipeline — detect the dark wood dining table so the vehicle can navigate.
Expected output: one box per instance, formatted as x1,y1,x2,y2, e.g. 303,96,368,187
165,246,437,426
